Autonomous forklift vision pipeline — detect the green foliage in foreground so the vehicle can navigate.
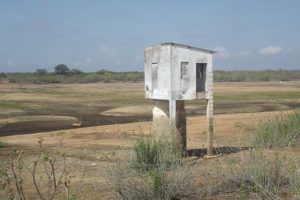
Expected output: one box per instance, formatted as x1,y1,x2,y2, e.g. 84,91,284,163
0,141,7,148
253,112,300,148
110,135,197,200
215,150,300,199
1,69,300,84
132,137,163,171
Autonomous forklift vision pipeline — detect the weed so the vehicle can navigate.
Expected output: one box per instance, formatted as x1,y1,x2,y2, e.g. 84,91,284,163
0,139,72,200
109,135,198,200
253,112,300,148
0,141,7,149
209,150,297,199
132,136,163,171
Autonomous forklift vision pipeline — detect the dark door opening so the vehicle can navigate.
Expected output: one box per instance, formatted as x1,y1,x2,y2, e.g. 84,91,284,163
196,63,207,92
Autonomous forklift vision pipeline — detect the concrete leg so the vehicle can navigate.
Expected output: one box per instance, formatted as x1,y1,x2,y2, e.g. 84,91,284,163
206,98,214,156
152,100,186,151
152,100,169,137
176,101,186,150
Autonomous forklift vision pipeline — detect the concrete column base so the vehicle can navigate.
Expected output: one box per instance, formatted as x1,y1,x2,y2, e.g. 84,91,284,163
152,100,186,151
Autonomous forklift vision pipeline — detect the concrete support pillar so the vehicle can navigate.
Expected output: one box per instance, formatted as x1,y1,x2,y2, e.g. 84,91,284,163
206,70,214,156
152,100,186,151
206,98,214,156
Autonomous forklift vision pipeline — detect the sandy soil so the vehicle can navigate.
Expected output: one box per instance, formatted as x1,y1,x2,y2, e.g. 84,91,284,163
0,110,297,199
0,81,299,198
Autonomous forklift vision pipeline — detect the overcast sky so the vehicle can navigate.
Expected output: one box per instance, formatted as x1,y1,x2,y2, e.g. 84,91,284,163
0,0,300,72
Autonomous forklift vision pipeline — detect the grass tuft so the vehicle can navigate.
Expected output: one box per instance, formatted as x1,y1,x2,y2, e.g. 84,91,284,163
253,112,300,148
109,134,198,200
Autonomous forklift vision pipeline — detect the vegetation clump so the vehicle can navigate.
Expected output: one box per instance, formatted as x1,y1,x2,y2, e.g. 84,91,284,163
253,112,300,148
201,112,300,199
109,135,198,200
2,68,300,84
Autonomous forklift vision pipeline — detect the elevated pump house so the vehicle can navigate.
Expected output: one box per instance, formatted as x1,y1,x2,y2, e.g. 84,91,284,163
144,42,216,155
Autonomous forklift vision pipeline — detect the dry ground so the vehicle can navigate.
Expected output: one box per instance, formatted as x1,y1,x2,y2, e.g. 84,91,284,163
0,111,297,199
1,81,300,135
0,81,300,199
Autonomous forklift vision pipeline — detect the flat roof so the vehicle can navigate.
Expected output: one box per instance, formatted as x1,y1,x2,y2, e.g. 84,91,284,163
161,42,216,54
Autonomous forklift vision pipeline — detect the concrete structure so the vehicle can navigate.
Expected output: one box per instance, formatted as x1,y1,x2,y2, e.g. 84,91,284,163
144,42,215,155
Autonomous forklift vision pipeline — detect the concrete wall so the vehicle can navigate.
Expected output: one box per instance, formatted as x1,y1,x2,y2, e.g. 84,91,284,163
144,45,171,100
144,43,213,101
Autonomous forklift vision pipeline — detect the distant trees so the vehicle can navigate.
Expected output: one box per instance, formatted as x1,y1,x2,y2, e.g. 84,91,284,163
35,69,48,75
0,72,7,79
53,65,84,75
54,64,69,75
69,68,84,75
0,72,7,83
3,68,300,84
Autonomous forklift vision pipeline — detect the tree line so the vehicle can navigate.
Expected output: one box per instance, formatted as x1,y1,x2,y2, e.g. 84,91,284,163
1,64,300,84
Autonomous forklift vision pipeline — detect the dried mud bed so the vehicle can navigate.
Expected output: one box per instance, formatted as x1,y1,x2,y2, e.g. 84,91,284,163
0,111,151,136
0,104,291,137
1,102,299,137
0,81,299,137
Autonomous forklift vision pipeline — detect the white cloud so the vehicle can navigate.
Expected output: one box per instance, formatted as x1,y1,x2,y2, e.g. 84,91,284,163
7,60,16,67
236,51,250,57
85,58,92,62
213,46,231,59
259,46,283,56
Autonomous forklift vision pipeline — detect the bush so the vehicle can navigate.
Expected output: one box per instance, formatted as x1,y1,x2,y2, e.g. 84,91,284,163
0,141,7,149
132,136,164,172
0,139,74,200
199,112,300,199
253,112,300,148
211,149,300,199
109,135,198,200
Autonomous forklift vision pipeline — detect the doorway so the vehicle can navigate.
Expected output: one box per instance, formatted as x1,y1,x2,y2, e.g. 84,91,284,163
196,63,206,92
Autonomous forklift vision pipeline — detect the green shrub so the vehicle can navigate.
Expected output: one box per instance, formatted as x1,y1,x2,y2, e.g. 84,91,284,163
213,150,294,199
132,136,163,171
0,141,7,149
253,112,300,148
109,135,198,200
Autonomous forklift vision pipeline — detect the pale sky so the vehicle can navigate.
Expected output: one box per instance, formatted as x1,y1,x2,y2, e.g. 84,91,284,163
0,0,300,72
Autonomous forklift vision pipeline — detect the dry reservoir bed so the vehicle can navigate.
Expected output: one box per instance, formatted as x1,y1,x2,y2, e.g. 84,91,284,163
0,81,300,199
0,81,300,136
0,111,299,199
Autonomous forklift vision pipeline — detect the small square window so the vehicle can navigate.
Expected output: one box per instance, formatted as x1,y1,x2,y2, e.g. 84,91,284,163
181,62,189,78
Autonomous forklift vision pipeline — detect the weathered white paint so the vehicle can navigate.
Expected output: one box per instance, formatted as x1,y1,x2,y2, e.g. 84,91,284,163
144,43,215,154
152,100,186,150
144,43,214,101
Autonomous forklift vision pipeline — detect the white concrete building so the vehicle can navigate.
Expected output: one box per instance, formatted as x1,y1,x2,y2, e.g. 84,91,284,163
144,43,216,155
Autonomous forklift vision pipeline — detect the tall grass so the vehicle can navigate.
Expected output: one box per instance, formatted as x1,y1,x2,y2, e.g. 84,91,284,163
212,150,293,199
198,112,300,199
108,135,198,200
253,112,300,148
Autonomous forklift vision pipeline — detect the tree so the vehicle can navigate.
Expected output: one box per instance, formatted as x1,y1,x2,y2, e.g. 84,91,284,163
54,64,69,75
69,68,84,75
35,68,48,75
